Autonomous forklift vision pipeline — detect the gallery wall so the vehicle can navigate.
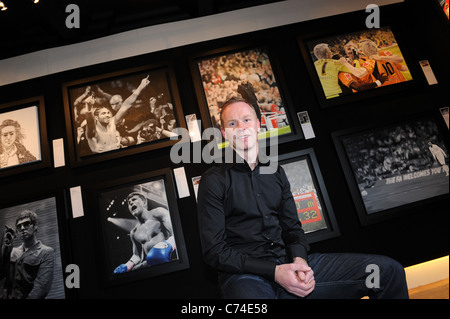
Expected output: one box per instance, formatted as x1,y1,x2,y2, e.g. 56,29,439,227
0,0,403,86
0,0,448,299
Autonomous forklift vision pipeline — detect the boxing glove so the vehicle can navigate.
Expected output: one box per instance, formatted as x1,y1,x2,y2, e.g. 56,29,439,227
113,264,128,274
146,241,173,266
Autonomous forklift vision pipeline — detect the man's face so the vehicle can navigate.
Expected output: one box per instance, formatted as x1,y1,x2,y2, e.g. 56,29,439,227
221,102,260,153
110,96,122,111
148,124,156,133
167,120,176,131
1,126,16,148
344,44,354,56
16,217,36,241
96,108,112,125
127,195,146,216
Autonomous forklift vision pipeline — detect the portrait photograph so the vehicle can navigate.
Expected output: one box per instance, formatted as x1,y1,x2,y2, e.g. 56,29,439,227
0,196,66,299
1,105,41,171
63,64,185,166
93,169,189,285
193,46,299,149
333,116,449,224
301,26,414,107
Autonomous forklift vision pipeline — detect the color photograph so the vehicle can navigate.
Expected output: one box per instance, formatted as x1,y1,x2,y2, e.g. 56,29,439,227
305,26,413,101
281,158,327,234
277,148,340,243
194,47,293,148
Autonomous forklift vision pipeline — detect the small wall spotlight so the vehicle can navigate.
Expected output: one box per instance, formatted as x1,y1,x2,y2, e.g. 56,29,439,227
0,1,8,11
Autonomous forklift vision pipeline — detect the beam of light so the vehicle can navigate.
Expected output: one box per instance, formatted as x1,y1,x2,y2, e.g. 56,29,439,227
107,217,136,233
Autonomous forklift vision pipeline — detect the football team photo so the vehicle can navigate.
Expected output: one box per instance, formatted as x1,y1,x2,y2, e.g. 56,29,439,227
305,26,413,101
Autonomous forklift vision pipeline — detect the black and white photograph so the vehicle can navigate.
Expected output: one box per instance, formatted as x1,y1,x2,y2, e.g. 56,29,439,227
63,64,185,166
93,169,189,285
334,117,449,224
0,105,40,169
0,96,50,177
0,196,66,299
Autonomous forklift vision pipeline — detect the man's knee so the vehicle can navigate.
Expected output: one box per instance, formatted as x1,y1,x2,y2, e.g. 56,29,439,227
377,255,406,278
219,274,276,299
369,255,408,298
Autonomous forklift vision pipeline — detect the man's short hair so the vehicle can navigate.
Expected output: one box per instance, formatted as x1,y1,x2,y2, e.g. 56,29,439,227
313,43,330,60
16,210,37,227
360,39,378,57
127,192,147,203
219,96,255,129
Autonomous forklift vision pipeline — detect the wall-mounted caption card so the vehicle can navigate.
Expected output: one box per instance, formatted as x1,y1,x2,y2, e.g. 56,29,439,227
297,111,316,140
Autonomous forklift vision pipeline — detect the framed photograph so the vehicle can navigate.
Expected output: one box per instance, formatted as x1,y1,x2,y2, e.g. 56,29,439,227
62,63,186,167
435,0,449,22
277,148,340,244
299,26,415,108
190,45,303,150
0,194,68,299
440,106,449,128
88,168,189,286
332,115,449,225
0,96,50,177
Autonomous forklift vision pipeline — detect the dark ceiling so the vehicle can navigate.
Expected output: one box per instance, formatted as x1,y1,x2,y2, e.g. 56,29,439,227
0,0,284,60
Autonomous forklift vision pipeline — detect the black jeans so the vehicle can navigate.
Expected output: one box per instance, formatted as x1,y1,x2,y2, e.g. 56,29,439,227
218,253,409,299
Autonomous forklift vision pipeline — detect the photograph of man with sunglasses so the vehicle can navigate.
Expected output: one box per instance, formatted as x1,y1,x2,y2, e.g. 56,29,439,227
0,210,54,299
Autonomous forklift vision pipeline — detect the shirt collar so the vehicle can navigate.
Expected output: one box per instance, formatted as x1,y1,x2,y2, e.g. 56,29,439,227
221,147,272,172
19,240,42,253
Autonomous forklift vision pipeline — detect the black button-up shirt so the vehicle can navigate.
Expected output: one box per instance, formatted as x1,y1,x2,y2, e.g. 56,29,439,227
197,153,309,281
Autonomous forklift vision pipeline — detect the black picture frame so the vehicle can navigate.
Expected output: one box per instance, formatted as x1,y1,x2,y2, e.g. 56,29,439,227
277,148,340,244
332,113,449,226
190,44,303,151
62,63,186,167
87,168,189,286
0,190,72,299
433,0,449,25
440,106,449,129
298,25,418,109
0,96,50,177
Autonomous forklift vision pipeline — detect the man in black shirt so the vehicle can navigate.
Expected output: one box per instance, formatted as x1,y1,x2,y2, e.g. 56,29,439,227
197,97,408,298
